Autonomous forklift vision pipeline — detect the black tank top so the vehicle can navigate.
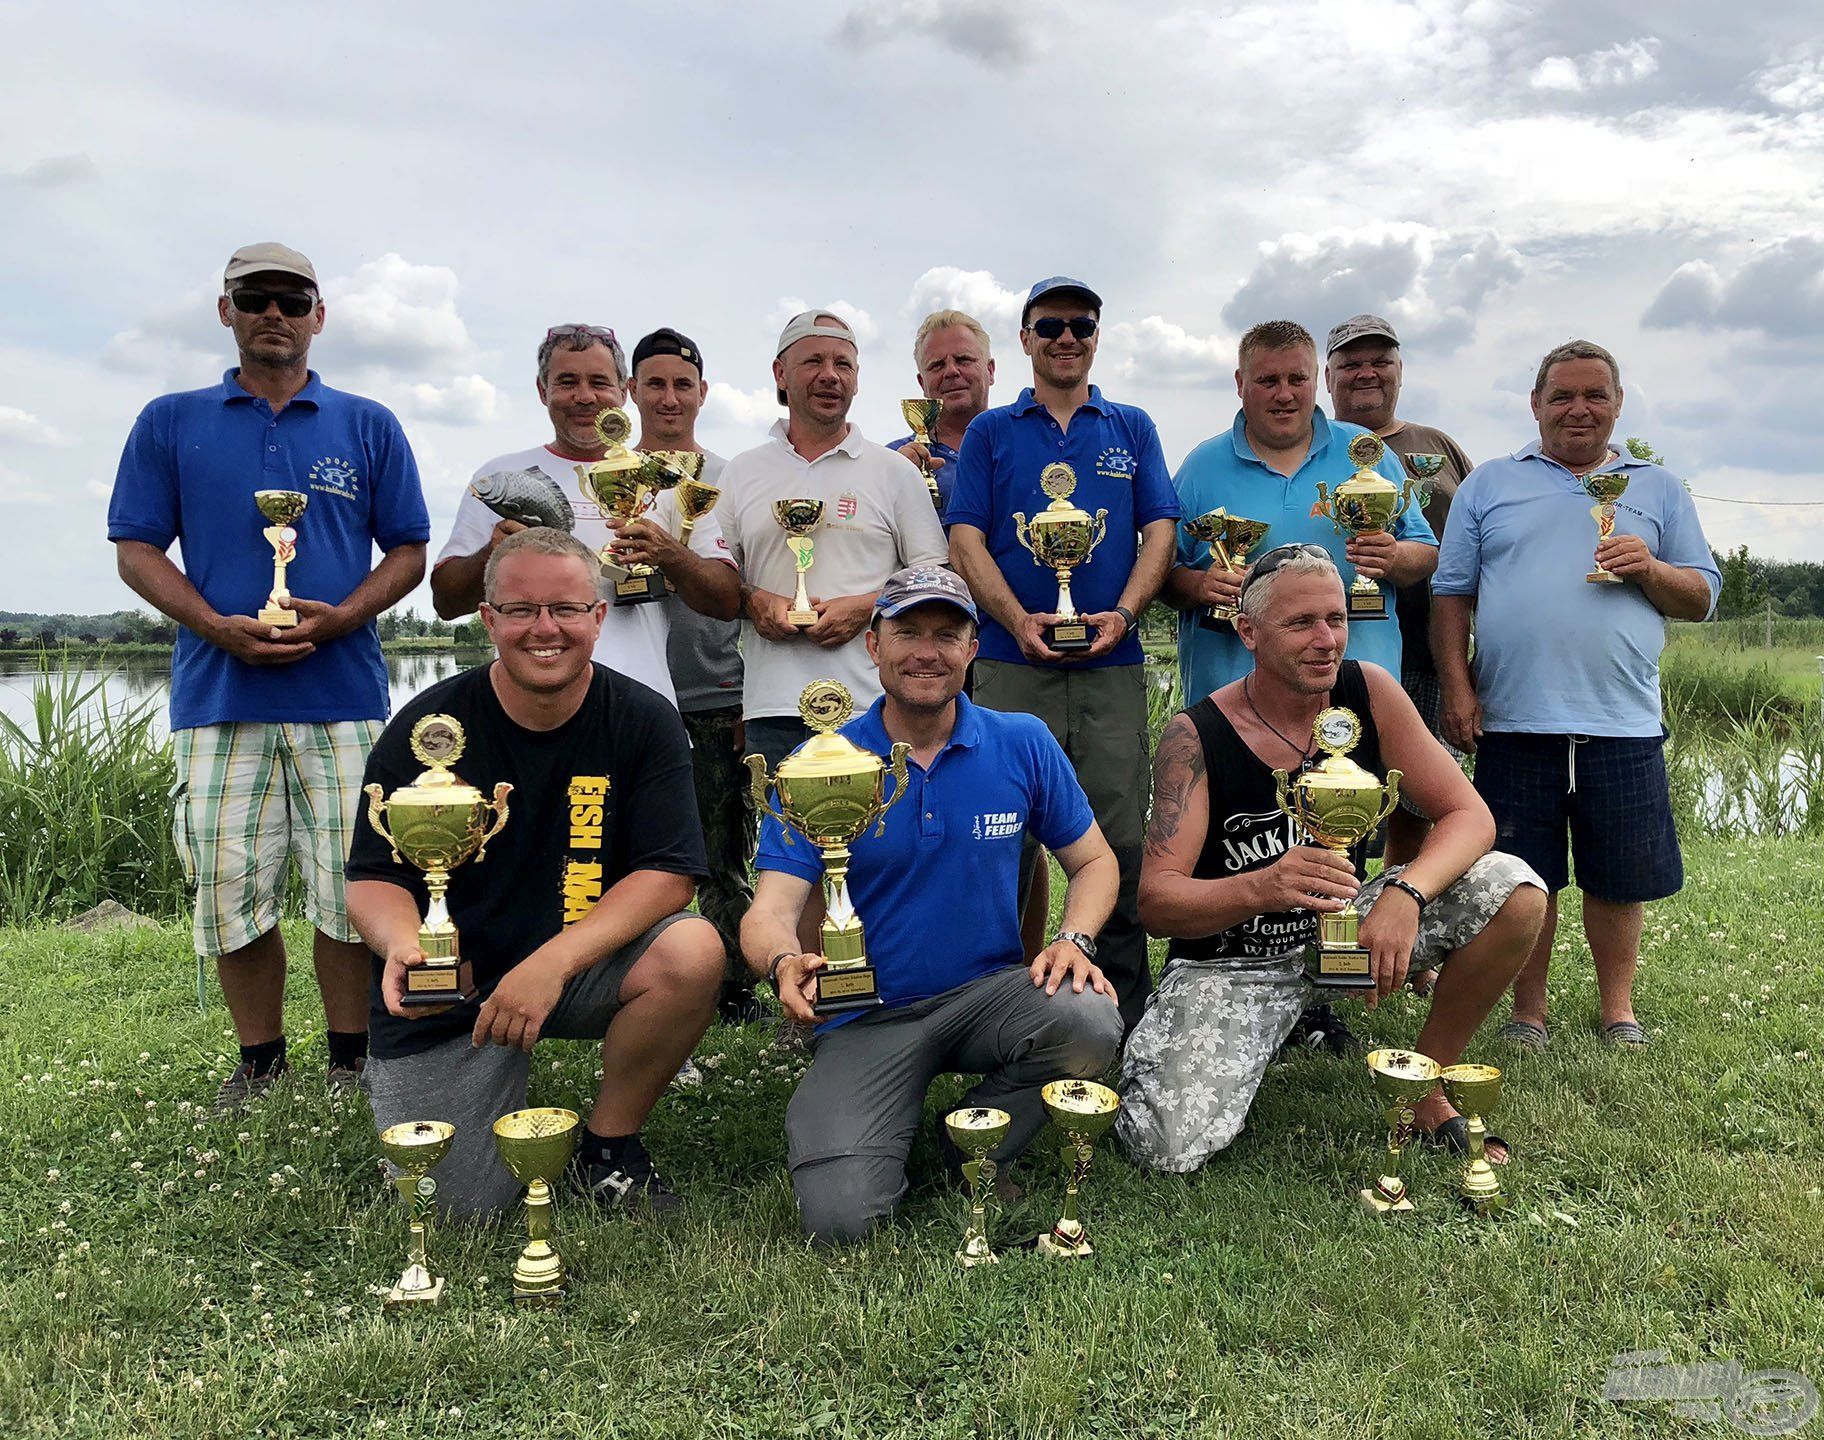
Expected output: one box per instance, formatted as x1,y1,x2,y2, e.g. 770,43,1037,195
1174,660,1384,961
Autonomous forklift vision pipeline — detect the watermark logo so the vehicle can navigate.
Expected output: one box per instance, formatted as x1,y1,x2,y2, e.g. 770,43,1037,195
1603,1350,1818,1435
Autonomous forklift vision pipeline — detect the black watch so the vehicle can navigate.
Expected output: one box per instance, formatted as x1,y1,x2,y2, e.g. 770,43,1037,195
1113,605,1137,635
766,951,793,988
1054,930,1098,961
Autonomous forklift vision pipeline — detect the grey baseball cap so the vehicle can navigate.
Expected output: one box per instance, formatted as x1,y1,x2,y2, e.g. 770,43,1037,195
224,242,318,289
1325,313,1400,354
873,565,978,622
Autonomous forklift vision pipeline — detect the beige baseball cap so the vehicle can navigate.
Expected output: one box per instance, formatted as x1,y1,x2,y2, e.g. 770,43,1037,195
224,242,318,289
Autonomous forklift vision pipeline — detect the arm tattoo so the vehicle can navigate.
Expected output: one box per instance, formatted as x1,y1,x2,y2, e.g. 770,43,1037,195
1144,718,1206,859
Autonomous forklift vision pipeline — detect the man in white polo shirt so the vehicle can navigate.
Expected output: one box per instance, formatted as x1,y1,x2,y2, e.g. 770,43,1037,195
720,310,948,770
431,323,739,704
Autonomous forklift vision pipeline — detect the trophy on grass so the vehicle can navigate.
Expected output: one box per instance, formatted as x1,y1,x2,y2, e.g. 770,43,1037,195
1036,1079,1122,1259
1311,433,1412,620
254,489,308,628
745,680,910,1015
944,1106,1011,1267
648,451,719,548
1181,507,1270,632
1401,452,1447,513
363,715,512,1007
900,397,945,510
773,497,827,628
492,1107,581,1305
1361,1048,1440,1216
1013,462,1108,653
1273,708,1401,991
377,1120,455,1310
1583,471,1631,584
1440,1063,1508,1216
578,411,684,605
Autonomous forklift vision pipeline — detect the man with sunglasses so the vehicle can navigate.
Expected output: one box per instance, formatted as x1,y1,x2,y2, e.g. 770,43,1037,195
351,527,722,1217
947,277,1180,1033
108,242,431,1113
430,324,739,707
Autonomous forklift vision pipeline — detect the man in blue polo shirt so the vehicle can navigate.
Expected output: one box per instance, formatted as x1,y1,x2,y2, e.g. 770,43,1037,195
108,242,430,1111
741,566,1123,1246
947,276,1180,1031
1433,339,1718,1052
887,308,997,515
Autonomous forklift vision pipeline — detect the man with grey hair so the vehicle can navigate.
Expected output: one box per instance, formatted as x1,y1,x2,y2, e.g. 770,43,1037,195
1121,542,1545,1173
888,308,997,513
1433,339,1719,1051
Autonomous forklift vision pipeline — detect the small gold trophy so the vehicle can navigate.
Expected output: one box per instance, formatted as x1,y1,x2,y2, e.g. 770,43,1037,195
1036,1079,1122,1259
363,716,512,1007
745,680,910,1015
1311,434,1412,620
649,451,720,548
377,1120,455,1310
1583,471,1630,584
900,397,945,510
1361,1048,1440,1215
254,489,308,628
1440,1063,1508,1216
492,1107,581,1305
578,411,683,605
944,1105,1011,1267
1181,507,1271,632
1273,708,1402,991
1012,462,1108,653
1401,452,1447,512
773,497,826,628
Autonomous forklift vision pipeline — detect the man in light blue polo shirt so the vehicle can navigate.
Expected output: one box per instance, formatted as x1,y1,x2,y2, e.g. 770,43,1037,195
741,566,1123,1246
1433,339,1718,1052
886,307,997,515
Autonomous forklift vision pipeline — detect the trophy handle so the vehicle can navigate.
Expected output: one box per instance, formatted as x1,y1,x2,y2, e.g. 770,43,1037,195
1088,509,1108,554
1012,512,1034,558
1272,768,1291,825
1393,478,1413,521
745,754,791,846
873,742,912,838
1375,769,1404,828
474,782,513,863
364,784,402,864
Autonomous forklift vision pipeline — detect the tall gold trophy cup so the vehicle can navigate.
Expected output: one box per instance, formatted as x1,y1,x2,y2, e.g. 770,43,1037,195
1361,1048,1441,1214
578,411,683,605
254,489,308,628
1182,507,1270,632
1013,462,1108,654
492,1107,582,1305
377,1120,455,1309
1036,1079,1122,1259
363,716,512,1007
745,680,910,1016
944,1105,1011,1267
1273,708,1401,991
900,397,945,510
1312,434,1412,620
650,451,719,548
1583,472,1631,583
773,497,826,628
1440,1063,1508,1215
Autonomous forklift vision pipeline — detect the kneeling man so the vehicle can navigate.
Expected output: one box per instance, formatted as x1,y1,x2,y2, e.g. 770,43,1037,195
742,566,1125,1245
1122,544,1545,1173
349,528,723,1217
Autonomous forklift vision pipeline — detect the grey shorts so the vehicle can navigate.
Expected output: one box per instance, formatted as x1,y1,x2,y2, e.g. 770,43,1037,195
1396,668,1466,818
1116,852,1543,1174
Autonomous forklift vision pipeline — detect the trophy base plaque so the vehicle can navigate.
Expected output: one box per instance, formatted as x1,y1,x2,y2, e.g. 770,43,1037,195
786,608,818,627
1046,620,1093,653
1304,940,1374,990
258,604,300,628
384,1272,445,1310
401,953,473,1008
1359,1181,1417,1216
613,570,671,605
1196,606,1235,634
1586,568,1623,585
814,964,883,1017
1346,587,1389,620
1036,1220,1094,1260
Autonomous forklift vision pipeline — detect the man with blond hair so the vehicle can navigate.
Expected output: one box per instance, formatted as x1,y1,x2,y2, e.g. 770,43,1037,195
889,309,997,513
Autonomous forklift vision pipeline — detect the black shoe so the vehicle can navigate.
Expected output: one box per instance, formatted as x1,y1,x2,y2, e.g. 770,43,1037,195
213,1057,291,1115
570,1134,683,1216
1276,1002,1361,1060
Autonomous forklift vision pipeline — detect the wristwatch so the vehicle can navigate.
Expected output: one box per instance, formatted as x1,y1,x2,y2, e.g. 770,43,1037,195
1113,605,1137,635
766,951,793,988
1055,930,1098,961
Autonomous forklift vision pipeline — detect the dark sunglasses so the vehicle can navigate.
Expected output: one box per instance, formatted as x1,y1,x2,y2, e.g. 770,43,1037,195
1028,316,1098,341
230,288,317,319
1236,543,1332,605
546,323,617,344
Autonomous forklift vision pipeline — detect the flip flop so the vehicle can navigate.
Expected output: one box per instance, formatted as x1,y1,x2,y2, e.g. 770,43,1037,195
1418,1114,1510,1164
1496,1019,1548,1051
1601,1019,1649,1048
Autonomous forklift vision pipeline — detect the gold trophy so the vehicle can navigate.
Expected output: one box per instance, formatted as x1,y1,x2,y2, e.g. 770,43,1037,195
363,716,512,1008
944,1105,1011,1267
1012,462,1108,653
1036,1079,1122,1259
1273,708,1402,991
1401,452,1447,512
254,489,308,628
1440,1063,1508,1216
1311,433,1412,620
376,1120,455,1310
900,397,945,510
1361,1048,1440,1215
578,411,683,605
649,451,719,548
1181,507,1271,632
1584,471,1630,584
745,680,910,1015
492,1107,581,1305
773,497,826,628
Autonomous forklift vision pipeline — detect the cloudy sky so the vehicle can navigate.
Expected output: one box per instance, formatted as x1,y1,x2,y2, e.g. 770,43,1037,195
6,0,1823,616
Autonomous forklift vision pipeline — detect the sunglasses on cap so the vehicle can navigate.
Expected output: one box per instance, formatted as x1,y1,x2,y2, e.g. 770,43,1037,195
229,288,317,319
1236,543,1333,605
1028,316,1098,341
546,323,617,344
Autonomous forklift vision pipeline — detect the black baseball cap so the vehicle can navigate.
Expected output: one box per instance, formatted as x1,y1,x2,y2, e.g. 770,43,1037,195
631,327,703,377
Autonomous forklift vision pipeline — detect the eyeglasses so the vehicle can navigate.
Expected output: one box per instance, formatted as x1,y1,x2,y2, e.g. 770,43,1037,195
484,601,599,623
1028,316,1098,341
1236,543,1333,605
229,289,317,319
546,324,617,345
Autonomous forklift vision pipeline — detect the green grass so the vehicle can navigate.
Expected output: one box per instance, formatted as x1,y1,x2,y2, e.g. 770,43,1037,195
2,836,1820,1438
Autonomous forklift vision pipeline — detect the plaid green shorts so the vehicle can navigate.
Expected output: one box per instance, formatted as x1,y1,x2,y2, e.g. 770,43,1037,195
171,721,383,957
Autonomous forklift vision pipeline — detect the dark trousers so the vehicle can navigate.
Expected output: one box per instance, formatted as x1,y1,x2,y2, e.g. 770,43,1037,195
683,706,757,1009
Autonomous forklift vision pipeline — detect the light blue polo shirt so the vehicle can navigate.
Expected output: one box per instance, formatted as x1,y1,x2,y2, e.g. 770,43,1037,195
1433,441,1719,737
108,369,430,729
887,434,961,512
755,693,1095,1030
946,386,1180,669
1173,409,1436,704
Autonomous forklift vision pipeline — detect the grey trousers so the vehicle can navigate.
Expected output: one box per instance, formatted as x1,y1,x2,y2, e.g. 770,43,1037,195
787,964,1125,1245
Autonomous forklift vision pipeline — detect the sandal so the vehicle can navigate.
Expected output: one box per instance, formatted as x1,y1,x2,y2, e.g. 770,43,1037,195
1601,1019,1649,1047
1418,1114,1510,1164
1496,1019,1548,1051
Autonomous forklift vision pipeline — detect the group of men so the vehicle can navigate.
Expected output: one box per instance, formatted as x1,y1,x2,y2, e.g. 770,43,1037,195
106,241,1719,1244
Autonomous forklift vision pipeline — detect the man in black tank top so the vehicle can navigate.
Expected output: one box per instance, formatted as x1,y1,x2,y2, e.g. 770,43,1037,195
1117,546,1547,1174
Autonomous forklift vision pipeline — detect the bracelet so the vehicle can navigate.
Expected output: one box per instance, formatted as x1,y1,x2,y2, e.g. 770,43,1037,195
766,951,793,988
1114,605,1137,634
1384,878,1428,912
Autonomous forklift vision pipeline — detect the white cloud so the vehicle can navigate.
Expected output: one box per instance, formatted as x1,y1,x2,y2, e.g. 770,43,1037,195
322,254,475,369
768,297,877,346
903,266,1024,343
1102,317,1234,387
0,407,71,447
1755,48,1824,112
393,374,501,426
1642,239,1824,339
1529,38,1661,93
705,382,780,433
0,153,98,189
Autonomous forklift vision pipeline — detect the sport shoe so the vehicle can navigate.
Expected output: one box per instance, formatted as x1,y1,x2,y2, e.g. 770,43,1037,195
326,1060,366,1096
1275,1002,1361,1060
773,1016,813,1054
213,1058,291,1115
669,1057,704,1092
571,1134,683,1216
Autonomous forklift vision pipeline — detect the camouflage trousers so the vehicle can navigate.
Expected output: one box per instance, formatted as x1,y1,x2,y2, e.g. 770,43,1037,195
1116,851,1543,1174
683,706,757,984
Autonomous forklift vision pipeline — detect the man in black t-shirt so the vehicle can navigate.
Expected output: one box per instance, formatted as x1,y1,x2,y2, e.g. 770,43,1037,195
1120,544,1544,1174
348,528,721,1218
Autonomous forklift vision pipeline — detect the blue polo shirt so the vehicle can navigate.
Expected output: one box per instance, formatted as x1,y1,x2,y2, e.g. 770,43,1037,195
1173,409,1436,704
755,694,1095,1030
887,434,961,512
1434,441,1719,737
946,386,1179,668
107,369,430,730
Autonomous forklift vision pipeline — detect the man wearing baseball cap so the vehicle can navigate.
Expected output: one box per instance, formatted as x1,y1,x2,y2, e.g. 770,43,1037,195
107,242,431,1111
742,566,1123,1245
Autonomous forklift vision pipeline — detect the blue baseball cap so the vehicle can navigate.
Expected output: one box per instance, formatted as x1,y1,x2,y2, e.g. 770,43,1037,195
873,565,978,623
1022,276,1102,325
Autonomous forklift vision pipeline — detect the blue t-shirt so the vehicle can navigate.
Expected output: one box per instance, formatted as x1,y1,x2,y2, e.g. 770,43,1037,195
946,386,1179,668
1433,441,1719,737
754,694,1095,1030
107,370,431,729
1173,409,1436,704
886,434,961,512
